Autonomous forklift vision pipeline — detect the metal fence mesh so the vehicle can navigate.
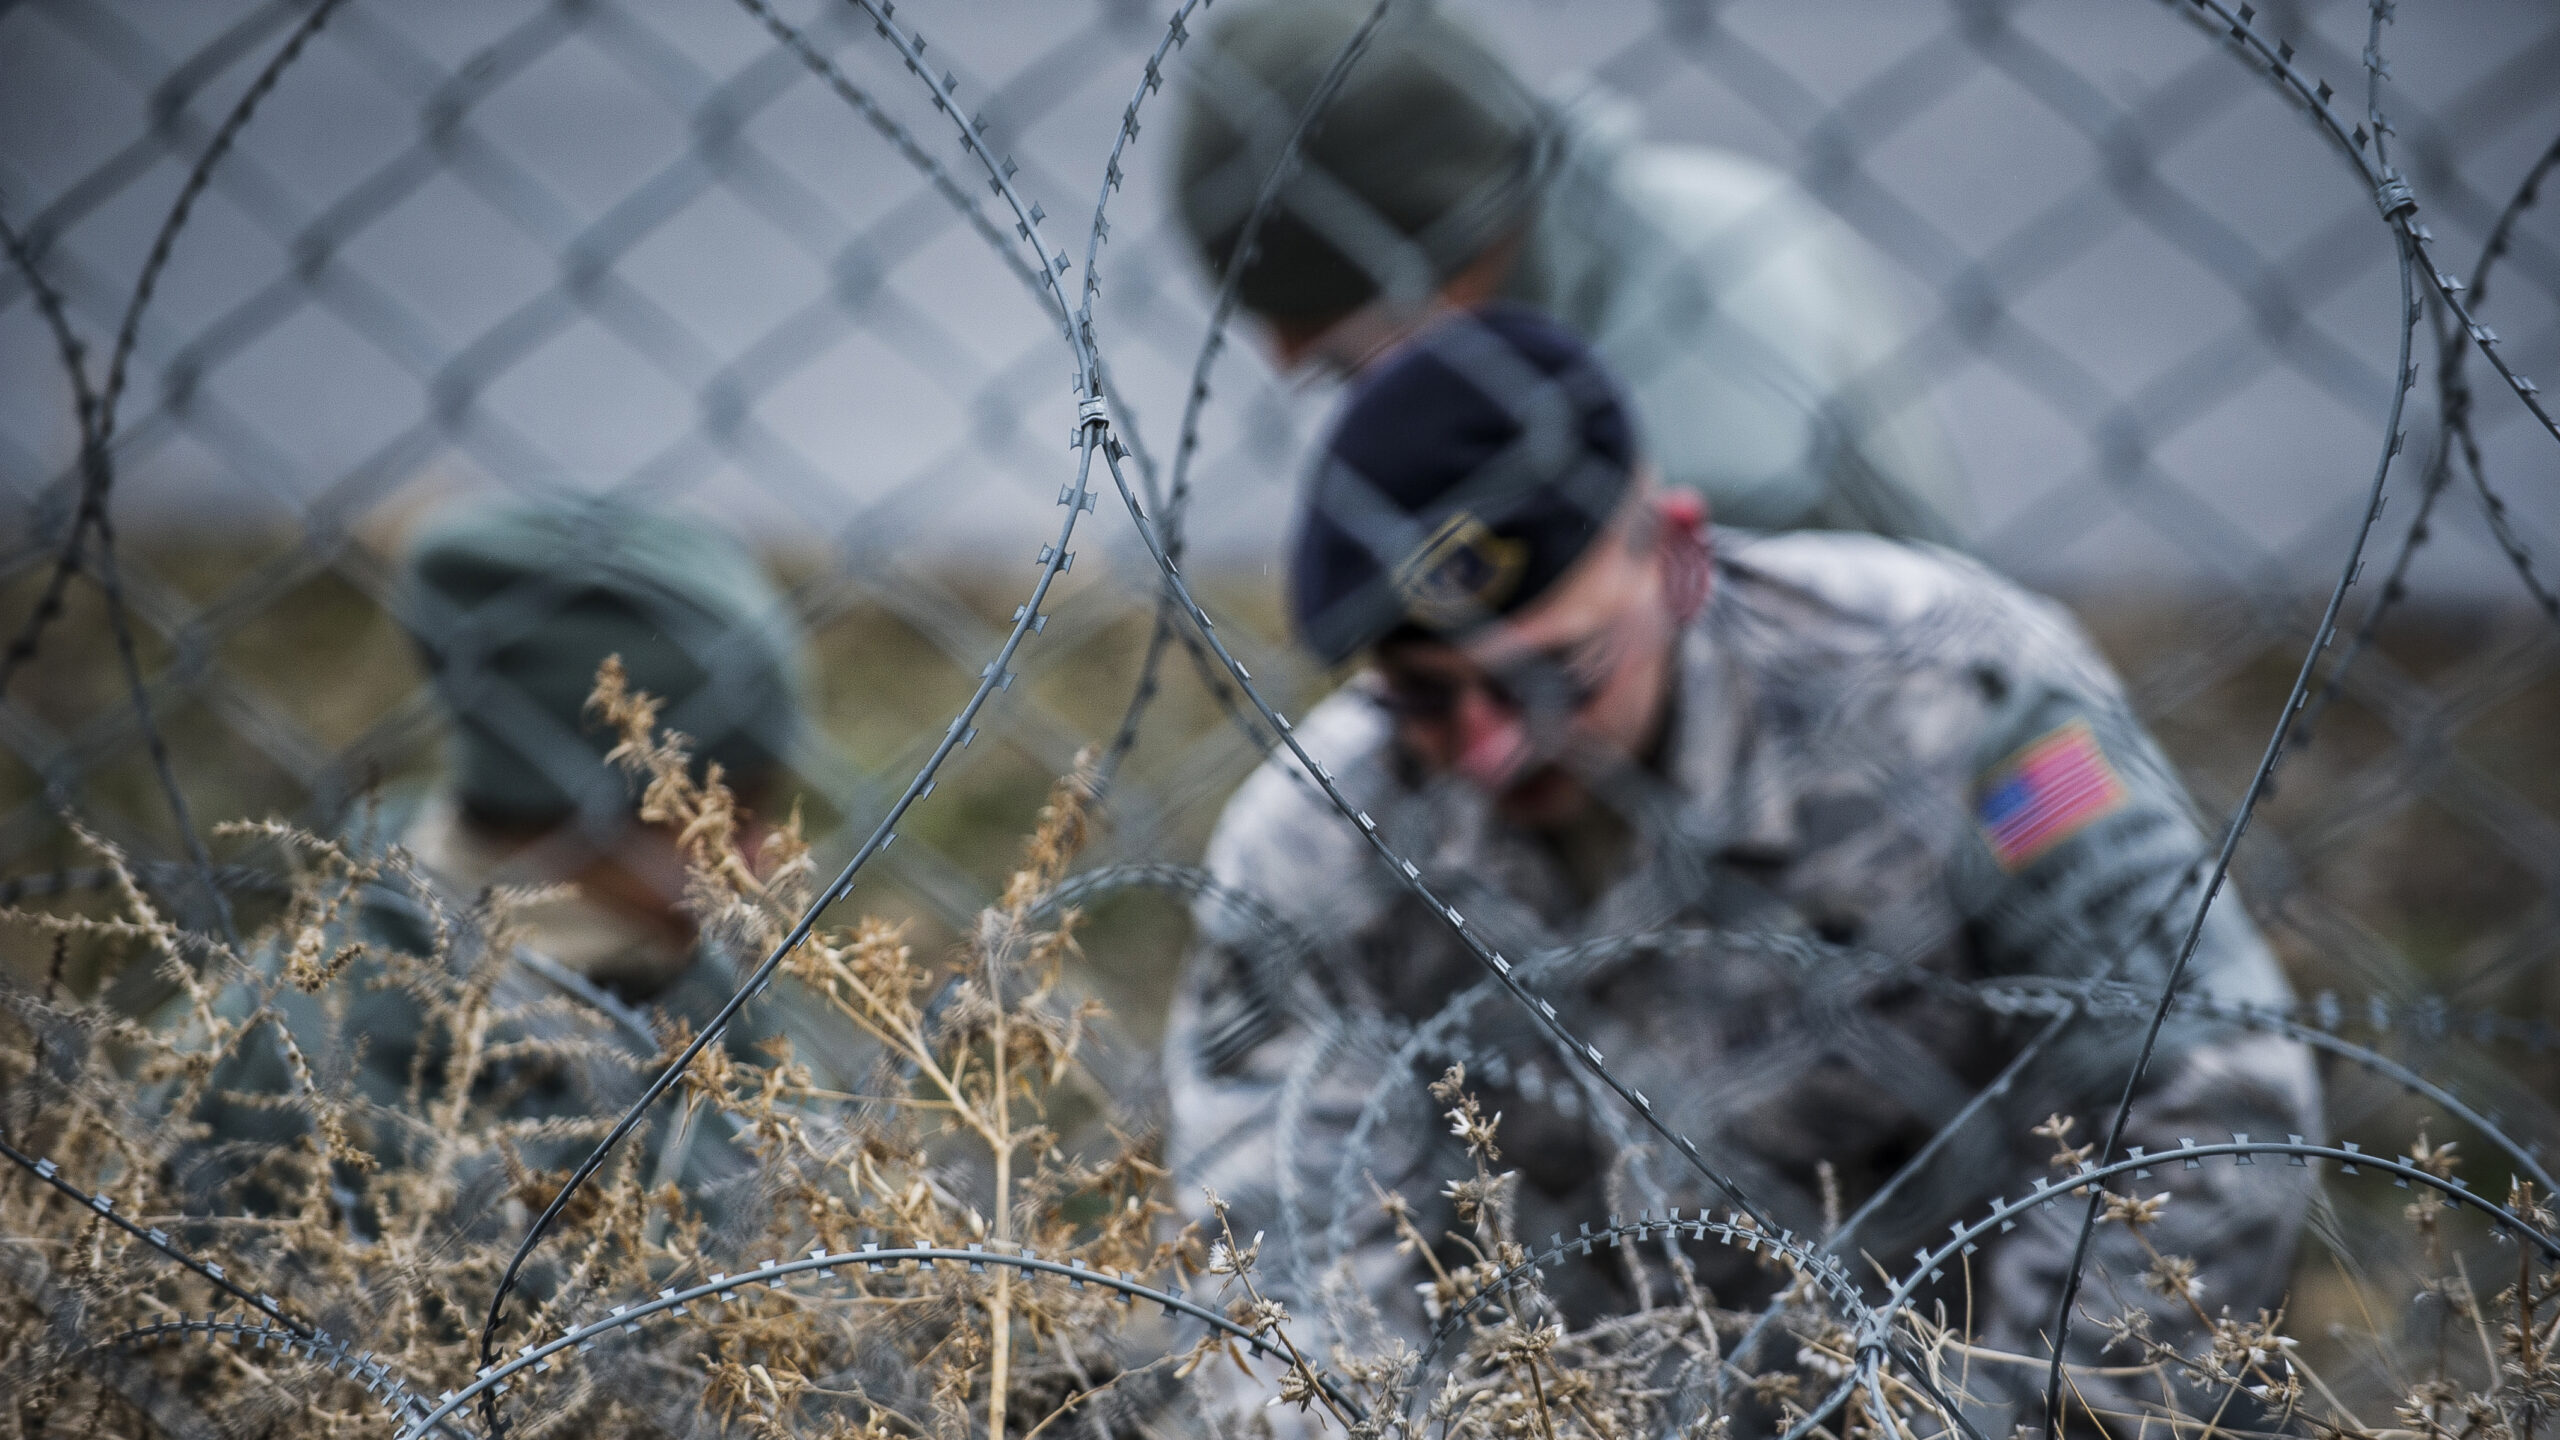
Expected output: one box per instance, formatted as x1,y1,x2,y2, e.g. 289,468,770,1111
3,0,2559,1430
6,0,2553,1008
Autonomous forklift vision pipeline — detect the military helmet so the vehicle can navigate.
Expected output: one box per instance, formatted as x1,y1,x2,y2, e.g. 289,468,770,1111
1172,0,1550,320
397,498,807,827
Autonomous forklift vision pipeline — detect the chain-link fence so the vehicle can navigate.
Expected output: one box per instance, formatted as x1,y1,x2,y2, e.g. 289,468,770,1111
4,0,2553,964
3,0,2558,1434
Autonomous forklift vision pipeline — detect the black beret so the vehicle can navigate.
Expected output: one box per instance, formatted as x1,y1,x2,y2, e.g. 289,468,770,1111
1290,305,1638,665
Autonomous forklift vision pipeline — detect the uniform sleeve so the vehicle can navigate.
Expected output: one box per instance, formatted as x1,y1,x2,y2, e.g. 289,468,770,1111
1946,671,2322,1432
1536,119,1970,543
1162,902,1451,1440
1162,697,1457,1396
1164,929,1416,1290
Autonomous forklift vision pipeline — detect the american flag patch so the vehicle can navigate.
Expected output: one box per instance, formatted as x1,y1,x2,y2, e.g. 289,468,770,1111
1976,718,2127,871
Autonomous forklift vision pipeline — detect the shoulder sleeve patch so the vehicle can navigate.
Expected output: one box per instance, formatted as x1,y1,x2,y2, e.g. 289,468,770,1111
1975,717,2127,872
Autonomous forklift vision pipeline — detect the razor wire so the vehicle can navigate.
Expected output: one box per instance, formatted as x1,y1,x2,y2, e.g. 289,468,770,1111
410,1240,1368,1440
2038,3,2441,1421
1402,1134,2560,1440
3,0,2559,1436
470,0,1124,1403
0,0,355,962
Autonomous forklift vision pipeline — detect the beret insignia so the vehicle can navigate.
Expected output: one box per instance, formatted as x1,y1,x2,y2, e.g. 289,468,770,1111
1393,511,1528,630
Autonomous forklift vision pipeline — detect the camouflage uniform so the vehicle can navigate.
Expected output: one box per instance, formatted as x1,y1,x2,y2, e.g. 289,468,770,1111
1166,530,2319,1433
170,814,783,1220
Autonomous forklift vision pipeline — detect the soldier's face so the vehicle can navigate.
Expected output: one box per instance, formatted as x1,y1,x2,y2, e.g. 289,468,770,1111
1374,501,1690,828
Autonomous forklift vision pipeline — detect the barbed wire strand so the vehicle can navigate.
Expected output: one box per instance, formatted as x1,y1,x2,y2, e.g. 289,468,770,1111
0,0,348,676
1039,8,2019,1410
0,1137,473,1438
97,1318,461,1439
0,0,348,958
426,1242,1362,1440
1089,0,1319,801
0,1,2554,1433
0,209,101,697
2038,2,2435,1427
472,0,1126,1419
2439,129,2560,625
2299,118,2560,755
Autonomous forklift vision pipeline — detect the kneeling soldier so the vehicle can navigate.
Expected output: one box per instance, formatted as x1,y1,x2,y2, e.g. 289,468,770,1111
1166,307,2319,1436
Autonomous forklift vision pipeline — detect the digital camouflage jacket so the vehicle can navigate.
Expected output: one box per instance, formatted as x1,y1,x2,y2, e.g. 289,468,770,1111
1166,530,2320,1434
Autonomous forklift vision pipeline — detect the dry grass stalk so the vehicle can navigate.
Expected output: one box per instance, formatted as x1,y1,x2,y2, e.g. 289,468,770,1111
0,662,2550,1440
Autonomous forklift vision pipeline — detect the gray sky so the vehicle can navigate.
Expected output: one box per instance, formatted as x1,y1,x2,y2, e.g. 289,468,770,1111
2,0,2554,599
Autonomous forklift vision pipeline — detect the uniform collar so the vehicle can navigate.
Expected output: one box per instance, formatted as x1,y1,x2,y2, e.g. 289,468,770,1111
1664,561,1797,867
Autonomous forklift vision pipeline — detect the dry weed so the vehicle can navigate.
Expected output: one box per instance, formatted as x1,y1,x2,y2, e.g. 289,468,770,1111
0,662,2551,1440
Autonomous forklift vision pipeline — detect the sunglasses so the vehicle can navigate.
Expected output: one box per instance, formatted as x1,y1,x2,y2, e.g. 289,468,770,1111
1376,634,1618,723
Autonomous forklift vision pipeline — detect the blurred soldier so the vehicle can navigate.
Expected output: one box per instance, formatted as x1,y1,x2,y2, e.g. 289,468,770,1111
171,499,820,1211
1173,0,1967,543
1164,308,2319,1435
390,498,807,1006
